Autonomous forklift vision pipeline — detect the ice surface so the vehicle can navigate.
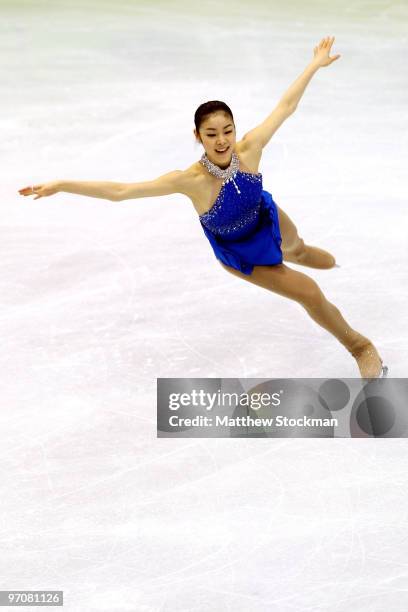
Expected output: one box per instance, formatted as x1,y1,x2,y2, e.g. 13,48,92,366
1,0,408,610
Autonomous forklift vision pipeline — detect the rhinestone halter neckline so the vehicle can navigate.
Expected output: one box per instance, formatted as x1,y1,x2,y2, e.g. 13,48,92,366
199,150,240,181
199,150,243,202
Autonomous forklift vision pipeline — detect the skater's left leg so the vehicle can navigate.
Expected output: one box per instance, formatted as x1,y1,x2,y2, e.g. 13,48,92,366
219,261,384,377
277,204,336,269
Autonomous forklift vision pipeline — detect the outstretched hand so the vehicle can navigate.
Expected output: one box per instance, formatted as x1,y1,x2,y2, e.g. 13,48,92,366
18,181,60,200
312,36,341,68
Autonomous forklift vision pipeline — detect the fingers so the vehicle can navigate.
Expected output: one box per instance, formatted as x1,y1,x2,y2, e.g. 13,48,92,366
18,186,32,195
18,185,40,197
319,36,335,48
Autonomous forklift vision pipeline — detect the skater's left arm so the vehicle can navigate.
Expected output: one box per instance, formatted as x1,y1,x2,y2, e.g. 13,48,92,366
242,37,340,150
241,103,296,150
280,36,340,109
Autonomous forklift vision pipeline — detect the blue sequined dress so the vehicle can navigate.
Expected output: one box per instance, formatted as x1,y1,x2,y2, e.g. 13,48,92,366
199,169,283,275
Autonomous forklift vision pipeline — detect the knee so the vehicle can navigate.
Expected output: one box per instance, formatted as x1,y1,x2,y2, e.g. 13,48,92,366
297,279,325,309
291,238,307,262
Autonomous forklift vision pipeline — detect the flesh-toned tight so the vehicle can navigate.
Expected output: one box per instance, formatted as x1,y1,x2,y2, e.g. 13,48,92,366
218,204,383,378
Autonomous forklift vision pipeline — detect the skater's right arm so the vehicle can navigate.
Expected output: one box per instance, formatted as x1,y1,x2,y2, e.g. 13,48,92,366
19,180,125,201
117,170,192,201
18,171,192,202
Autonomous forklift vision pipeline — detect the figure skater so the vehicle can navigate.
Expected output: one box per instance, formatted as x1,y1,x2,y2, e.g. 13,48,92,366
19,36,388,378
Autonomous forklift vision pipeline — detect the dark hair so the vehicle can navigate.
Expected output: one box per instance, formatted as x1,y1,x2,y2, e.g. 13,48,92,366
194,101,234,139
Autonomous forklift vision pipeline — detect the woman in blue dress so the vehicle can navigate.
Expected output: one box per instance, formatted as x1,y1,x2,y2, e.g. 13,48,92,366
19,37,387,379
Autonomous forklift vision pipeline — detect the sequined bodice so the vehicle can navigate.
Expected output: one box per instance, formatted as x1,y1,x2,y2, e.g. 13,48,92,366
199,170,263,241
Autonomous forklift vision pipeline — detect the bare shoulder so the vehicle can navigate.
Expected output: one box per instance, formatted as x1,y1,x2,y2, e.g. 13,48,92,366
177,161,206,199
235,138,263,172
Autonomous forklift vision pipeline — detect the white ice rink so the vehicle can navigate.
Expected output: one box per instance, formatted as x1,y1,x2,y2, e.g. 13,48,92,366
2,0,408,610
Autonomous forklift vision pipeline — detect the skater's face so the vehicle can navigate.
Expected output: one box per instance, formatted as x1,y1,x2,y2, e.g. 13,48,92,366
195,112,236,167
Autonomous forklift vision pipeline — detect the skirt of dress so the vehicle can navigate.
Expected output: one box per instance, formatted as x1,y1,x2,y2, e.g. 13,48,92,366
200,189,283,276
